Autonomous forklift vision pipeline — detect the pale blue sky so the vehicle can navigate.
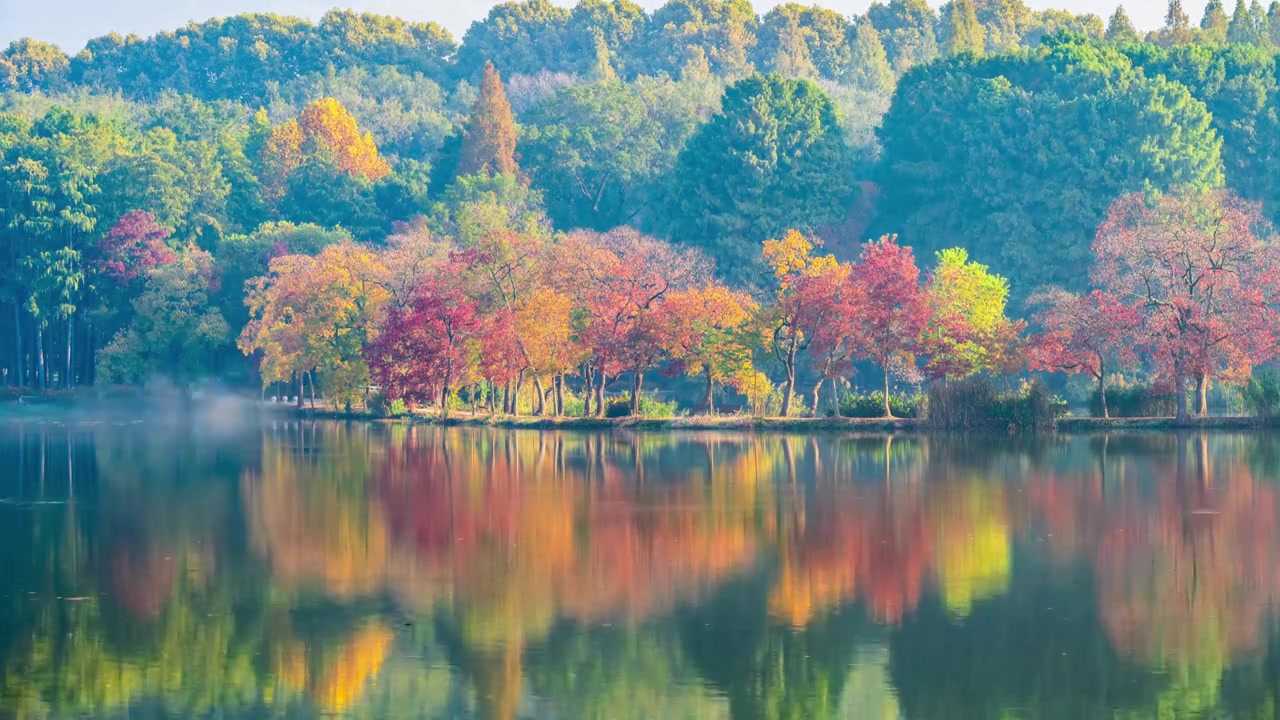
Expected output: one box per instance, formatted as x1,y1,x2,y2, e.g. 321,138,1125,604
2,0,1167,53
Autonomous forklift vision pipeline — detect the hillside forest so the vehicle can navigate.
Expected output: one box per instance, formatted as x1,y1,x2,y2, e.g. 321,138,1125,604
5,0,1280,418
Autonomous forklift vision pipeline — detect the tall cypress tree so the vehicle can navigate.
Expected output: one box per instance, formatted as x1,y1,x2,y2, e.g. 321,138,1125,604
458,61,518,178
1105,5,1141,42
940,0,985,56
1251,0,1272,43
1269,0,1280,42
1201,0,1229,41
1228,0,1259,41
846,20,895,95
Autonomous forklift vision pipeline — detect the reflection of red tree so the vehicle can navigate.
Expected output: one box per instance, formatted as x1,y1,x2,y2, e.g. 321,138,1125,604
768,485,933,627
1097,472,1280,671
1025,440,1280,677
109,543,175,619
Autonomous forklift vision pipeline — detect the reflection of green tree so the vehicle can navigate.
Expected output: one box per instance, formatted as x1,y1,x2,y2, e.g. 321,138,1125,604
526,623,729,719
680,572,868,720
888,566,1162,719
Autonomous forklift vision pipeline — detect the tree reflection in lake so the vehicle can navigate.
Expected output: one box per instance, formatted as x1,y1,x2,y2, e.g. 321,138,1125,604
5,423,1280,717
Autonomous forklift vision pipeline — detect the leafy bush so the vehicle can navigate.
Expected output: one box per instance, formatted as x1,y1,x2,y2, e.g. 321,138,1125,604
1243,369,1280,419
367,392,408,418
839,390,923,418
927,377,1064,432
605,393,678,419
1087,380,1176,418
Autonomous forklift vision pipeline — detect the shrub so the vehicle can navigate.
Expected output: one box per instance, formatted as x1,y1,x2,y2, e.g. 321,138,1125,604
605,393,678,419
839,390,923,418
1087,380,1177,418
1243,369,1280,419
927,377,1064,432
367,392,409,418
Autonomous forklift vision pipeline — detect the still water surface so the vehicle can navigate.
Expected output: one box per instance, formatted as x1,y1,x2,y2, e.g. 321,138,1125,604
2,419,1280,718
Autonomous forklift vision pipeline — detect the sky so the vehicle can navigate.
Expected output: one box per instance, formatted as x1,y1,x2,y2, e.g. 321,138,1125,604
1,0,1167,53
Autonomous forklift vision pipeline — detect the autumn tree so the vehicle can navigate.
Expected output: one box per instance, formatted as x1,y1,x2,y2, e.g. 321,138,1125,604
297,98,392,180
458,62,519,178
661,283,758,414
551,228,705,415
1028,289,1141,418
762,230,845,417
843,236,931,417
365,279,482,416
922,248,1025,380
1092,188,1280,419
239,242,390,408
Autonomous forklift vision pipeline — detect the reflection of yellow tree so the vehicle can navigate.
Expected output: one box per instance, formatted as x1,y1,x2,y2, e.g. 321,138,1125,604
931,480,1011,619
313,622,396,712
243,432,389,600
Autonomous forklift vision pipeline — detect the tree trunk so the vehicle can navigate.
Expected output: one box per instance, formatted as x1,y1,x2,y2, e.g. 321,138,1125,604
441,374,452,419
514,372,525,416
882,367,894,419
1196,372,1208,416
1173,356,1188,421
829,376,840,418
34,327,44,391
503,381,512,415
630,370,643,416
65,317,73,389
705,369,715,416
11,302,23,387
1097,357,1108,419
780,338,798,418
595,370,607,417
554,375,564,416
583,365,593,418
295,373,303,409
810,378,823,418
308,371,317,409
533,377,546,416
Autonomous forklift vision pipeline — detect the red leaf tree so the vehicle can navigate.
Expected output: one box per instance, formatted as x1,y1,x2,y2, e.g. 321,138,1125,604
1028,289,1141,418
843,235,931,418
1092,189,1280,419
94,211,177,283
366,281,481,417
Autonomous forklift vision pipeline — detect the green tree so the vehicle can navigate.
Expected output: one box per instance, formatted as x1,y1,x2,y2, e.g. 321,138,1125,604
1270,1,1280,43
1201,0,1230,41
1252,0,1273,43
0,39,70,92
1159,0,1196,44
845,20,896,95
667,74,853,286
455,0,572,77
1106,6,1142,42
565,0,647,77
520,77,706,231
636,0,759,80
867,0,939,72
975,0,1034,52
458,62,519,179
1228,0,1261,41
875,37,1224,298
941,0,986,56
755,4,853,80
96,247,229,386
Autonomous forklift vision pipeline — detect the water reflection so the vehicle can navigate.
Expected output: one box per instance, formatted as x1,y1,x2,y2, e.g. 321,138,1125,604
5,424,1280,717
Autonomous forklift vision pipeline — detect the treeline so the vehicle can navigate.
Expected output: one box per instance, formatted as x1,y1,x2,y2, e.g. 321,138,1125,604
8,2,1280,415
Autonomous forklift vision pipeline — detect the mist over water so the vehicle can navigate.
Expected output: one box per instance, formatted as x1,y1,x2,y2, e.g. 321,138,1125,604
1,423,1279,718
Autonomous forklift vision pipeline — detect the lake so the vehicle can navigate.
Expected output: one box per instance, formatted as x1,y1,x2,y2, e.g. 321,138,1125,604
1,418,1279,718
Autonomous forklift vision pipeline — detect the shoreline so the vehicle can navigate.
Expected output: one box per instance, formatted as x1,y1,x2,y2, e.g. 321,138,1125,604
273,407,1280,433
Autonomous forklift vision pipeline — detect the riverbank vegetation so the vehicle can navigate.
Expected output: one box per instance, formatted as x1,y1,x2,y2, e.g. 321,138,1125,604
7,2,1280,424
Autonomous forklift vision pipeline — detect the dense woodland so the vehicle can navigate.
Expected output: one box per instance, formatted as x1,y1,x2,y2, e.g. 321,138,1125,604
7,0,1280,418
